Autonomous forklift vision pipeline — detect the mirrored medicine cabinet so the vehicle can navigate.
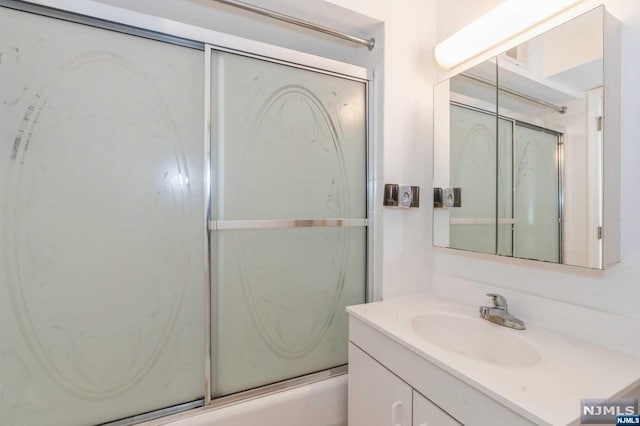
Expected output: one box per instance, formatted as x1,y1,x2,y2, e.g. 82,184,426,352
433,6,620,269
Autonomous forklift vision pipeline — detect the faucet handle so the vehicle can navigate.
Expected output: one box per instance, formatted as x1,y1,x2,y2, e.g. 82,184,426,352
486,293,508,310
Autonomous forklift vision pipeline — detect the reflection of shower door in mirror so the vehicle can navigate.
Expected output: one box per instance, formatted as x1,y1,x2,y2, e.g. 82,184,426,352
513,124,561,263
449,104,562,261
209,51,367,397
449,104,513,256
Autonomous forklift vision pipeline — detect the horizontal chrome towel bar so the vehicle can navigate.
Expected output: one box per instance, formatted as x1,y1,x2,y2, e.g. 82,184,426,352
209,218,367,231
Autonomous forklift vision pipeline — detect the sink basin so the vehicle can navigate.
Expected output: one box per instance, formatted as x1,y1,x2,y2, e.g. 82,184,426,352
411,312,541,368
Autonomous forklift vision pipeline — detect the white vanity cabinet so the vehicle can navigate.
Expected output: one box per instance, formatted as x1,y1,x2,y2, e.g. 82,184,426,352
348,343,412,426
347,294,640,426
413,391,460,426
348,343,459,426
347,315,534,426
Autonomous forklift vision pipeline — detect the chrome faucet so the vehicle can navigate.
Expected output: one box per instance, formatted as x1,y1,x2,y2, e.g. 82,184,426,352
479,293,526,330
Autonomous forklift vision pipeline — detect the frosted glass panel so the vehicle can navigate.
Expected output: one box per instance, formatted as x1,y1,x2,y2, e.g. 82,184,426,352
210,52,367,396
0,8,205,425
513,125,560,262
212,227,366,396
211,52,366,220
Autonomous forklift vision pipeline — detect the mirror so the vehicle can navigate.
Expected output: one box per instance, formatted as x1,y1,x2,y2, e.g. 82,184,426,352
433,6,620,269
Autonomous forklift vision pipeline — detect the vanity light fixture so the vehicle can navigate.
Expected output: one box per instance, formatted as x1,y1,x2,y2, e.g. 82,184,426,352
434,0,581,69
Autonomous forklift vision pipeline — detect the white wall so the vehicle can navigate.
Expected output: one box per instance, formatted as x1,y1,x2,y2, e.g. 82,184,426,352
433,0,640,323
325,0,436,299
436,0,503,42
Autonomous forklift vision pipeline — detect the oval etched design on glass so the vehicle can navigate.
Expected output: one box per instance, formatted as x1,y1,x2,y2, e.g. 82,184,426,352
237,85,350,359
4,53,192,400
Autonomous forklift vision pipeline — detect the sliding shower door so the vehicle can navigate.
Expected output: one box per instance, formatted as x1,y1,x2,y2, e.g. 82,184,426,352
0,3,369,424
0,7,205,425
209,51,367,397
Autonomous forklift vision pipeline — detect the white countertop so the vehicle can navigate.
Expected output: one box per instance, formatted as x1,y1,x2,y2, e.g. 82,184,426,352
347,292,640,425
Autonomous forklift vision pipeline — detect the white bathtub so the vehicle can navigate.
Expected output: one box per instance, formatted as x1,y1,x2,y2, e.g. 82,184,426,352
144,375,347,426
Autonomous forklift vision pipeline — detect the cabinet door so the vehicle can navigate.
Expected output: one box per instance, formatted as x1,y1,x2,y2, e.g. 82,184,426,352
413,391,460,426
348,343,412,426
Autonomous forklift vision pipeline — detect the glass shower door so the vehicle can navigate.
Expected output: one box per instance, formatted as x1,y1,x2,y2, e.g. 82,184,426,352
209,52,367,397
0,7,206,425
